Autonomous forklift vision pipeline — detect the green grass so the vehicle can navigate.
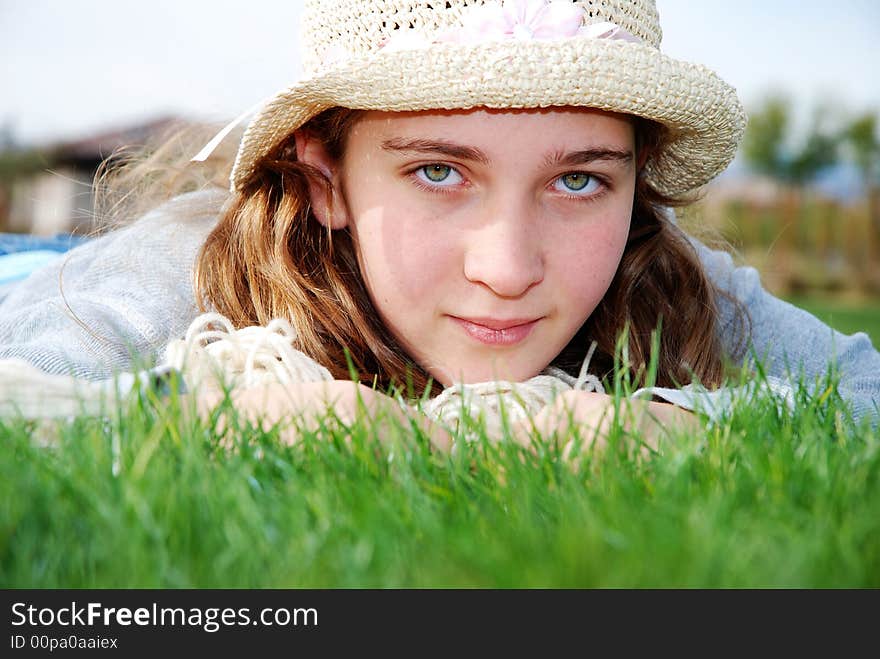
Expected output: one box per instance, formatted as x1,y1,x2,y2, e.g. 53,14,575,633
786,297,880,349
2,370,878,588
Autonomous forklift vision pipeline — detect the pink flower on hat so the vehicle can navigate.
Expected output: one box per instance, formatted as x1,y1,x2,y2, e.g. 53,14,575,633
459,0,585,41
380,0,641,52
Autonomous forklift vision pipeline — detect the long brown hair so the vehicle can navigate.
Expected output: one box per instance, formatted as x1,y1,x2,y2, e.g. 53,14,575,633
195,108,747,395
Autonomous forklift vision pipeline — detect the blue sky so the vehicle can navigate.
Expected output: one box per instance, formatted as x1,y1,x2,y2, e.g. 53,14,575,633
2,0,878,146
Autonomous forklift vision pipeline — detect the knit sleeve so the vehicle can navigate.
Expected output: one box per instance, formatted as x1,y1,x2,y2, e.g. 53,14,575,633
693,238,880,424
0,189,225,380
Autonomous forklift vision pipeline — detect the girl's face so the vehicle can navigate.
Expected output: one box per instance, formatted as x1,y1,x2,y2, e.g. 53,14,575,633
325,107,636,385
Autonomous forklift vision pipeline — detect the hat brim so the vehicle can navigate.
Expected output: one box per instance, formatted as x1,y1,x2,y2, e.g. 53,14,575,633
231,37,745,196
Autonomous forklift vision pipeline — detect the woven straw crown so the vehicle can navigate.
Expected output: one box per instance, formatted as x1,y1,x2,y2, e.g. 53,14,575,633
230,0,746,196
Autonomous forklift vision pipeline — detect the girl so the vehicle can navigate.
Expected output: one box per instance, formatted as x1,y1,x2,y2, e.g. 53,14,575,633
1,0,877,448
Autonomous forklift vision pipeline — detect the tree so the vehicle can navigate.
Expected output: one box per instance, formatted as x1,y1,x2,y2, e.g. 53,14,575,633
741,95,839,186
739,96,843,293
741,95,788,181
842,112,880,236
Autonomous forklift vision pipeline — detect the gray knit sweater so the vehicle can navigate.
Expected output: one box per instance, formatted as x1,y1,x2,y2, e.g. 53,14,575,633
1,189,878,422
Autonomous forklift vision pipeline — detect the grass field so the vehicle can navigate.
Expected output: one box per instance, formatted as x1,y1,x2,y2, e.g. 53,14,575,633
2,368,878,588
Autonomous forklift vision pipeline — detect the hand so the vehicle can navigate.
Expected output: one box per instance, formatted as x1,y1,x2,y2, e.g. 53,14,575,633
512,390,700,459
191,380,453,453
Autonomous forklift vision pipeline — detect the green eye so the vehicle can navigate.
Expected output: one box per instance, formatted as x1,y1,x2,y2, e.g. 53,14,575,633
561,173,591,191
423,164,452,182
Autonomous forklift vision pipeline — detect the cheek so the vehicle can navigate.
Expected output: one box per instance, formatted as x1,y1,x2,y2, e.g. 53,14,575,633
352,204,458,309
551,215,630,310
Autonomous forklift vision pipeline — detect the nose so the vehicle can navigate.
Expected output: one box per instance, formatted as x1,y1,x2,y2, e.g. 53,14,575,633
462,198,545,298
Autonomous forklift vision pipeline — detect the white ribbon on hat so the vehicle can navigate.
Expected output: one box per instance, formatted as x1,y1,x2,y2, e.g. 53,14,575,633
190,97,271,163
579,20,641,43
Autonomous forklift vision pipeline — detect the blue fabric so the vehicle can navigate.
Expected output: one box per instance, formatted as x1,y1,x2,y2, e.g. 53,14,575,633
0,250,67,285
0,232,91,257
0,233,92,299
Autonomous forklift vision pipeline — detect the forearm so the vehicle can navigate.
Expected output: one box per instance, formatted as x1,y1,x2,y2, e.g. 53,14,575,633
513,390,700,457
192,380,453,452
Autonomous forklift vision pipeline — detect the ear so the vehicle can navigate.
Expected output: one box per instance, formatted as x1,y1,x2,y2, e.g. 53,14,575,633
294,131,350,229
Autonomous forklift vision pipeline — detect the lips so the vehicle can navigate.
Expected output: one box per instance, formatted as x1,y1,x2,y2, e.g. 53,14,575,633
450,316,541,346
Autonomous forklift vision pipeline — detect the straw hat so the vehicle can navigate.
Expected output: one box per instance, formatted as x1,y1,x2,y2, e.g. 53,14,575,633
229,0,746,197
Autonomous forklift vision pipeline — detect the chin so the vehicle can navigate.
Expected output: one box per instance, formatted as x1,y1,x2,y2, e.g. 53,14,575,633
430,361,545,386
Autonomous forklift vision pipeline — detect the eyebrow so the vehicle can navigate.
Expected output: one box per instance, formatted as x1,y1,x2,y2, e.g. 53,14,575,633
381,138,491,165
380,138,634,169
545,148,634,169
